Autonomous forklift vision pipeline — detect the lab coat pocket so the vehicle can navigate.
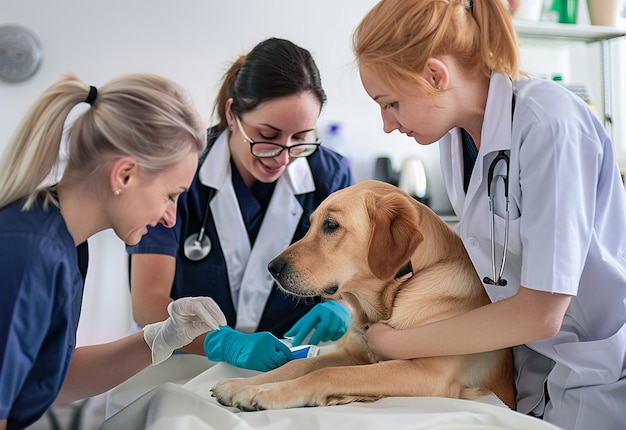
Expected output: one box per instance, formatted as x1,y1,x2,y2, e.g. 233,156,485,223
552,322,626,387
490,175,521,221
492,214,522,256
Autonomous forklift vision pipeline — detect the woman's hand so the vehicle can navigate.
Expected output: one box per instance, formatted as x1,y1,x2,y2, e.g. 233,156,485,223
144,297,226,365
285,301,351,346
365,322,398,361
204,327,294,371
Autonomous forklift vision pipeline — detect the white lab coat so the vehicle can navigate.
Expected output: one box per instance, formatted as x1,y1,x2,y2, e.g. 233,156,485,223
439,73,626,429
199,131,314,332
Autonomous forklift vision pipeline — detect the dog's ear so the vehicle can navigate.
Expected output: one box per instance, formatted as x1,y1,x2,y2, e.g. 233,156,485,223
366,191,424,280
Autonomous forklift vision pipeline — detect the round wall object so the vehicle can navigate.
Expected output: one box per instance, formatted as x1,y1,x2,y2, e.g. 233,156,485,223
0,24,43,83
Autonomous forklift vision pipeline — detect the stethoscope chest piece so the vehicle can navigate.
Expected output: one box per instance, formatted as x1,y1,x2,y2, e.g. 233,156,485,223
183,233,211,261
183,186,216,261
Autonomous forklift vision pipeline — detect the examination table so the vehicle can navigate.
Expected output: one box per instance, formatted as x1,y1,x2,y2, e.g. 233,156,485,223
101,350,561,430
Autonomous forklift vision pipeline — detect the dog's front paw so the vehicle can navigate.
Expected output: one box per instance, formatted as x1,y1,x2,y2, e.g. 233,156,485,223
229,383,296,411
229,385,271,411
211,377,249,406
230,381,325,411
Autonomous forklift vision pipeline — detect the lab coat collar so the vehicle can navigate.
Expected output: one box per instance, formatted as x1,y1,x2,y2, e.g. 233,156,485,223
198,130,315,195
445,72,515,163
444,73,515,213
467,72,514,197
480,73,515,154
282,157,316,195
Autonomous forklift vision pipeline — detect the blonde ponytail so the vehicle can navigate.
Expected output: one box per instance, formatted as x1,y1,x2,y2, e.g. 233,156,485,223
0,74,86,209
0,72,206,210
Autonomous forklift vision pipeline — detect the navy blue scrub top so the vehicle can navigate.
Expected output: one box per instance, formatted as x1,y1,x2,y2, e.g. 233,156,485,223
128,128,354,337
0,195,85,429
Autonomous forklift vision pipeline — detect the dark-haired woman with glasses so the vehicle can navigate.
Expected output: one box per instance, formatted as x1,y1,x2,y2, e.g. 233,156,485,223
127,38,354,372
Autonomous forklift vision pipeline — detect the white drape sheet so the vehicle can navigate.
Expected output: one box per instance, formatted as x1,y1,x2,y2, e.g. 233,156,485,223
102,354,562,430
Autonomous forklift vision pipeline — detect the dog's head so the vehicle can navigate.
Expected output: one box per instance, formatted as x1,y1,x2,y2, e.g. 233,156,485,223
268,180,440,321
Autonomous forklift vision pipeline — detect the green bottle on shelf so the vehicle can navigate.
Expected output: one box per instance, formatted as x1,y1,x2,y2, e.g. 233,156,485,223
551,0,578,24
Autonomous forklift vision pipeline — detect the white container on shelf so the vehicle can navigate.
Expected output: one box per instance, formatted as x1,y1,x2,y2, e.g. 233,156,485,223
515,0,544,21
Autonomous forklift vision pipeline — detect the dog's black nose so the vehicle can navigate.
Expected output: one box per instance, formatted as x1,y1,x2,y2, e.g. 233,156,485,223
268,257,286,279
324,285,339,295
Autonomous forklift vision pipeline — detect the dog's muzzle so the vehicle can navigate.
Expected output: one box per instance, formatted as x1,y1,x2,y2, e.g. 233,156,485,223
268,256,339,298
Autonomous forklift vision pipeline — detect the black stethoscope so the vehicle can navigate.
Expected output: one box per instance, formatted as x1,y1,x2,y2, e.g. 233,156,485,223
482,90,515,287
483,150,510,287
183,187,216,261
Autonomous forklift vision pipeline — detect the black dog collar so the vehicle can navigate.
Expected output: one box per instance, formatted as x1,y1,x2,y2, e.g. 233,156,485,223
394,261,414,281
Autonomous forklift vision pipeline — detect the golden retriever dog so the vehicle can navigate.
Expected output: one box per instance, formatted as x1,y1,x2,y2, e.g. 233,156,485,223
211,180,515,411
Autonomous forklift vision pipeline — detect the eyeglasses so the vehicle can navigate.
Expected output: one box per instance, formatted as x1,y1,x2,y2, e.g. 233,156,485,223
234,116,321,158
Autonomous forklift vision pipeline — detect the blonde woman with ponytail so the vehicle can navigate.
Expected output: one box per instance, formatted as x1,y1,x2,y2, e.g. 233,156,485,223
0,73,226,430
354,0,626,429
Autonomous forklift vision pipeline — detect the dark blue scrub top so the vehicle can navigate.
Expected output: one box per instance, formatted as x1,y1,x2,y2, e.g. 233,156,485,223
128,128,354,337
0,195,85,429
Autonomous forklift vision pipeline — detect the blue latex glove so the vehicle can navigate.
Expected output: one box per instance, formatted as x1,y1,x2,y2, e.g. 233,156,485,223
203,326,293,371
285,301,351,346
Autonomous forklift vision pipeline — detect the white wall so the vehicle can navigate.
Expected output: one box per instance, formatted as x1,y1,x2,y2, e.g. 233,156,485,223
3,0,438,346
0,0,438,187
1,0,624,345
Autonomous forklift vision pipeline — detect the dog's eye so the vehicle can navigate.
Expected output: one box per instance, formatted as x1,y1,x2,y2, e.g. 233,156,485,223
323,219,339,232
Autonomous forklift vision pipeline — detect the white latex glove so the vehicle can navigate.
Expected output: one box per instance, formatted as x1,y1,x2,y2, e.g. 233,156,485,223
143,297,226,365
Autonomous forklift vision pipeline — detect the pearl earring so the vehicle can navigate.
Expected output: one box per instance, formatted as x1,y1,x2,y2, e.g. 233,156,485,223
114,189,122,197
229,124,233,131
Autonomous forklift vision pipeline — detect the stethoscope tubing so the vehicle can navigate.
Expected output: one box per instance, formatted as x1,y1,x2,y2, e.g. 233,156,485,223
196,191,213,244
484,151,510,287
483,90,515,287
